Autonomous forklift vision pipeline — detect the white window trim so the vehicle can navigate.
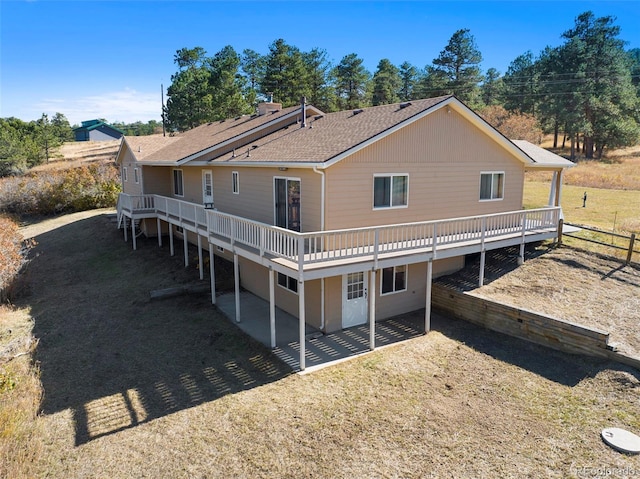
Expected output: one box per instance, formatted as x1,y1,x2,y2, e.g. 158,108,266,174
173,168,184,197
479,171,505,202
380,265,408,296
277,272,298,295
122,166,128,182
232,171,239,194
202,169,213,203
133,167,139,184
373,173,409,210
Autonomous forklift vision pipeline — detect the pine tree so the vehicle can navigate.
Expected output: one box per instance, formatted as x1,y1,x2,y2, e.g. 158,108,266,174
331,53,371,110
371,59,401,105
430,29,484,103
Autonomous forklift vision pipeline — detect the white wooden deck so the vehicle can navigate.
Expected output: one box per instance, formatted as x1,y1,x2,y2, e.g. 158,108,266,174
117,193,561,279
117,193,561,371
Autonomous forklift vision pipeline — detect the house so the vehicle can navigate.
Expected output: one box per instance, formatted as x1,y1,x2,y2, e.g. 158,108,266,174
74,119,124,141
115,95,573,370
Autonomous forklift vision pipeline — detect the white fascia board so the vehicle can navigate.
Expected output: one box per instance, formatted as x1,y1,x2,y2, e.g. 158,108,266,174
114,138,128,166
177,106,325,166
524,162,576,169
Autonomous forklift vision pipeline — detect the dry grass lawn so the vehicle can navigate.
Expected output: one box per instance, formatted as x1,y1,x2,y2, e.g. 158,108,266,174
0,210,638,478
30,140,120,172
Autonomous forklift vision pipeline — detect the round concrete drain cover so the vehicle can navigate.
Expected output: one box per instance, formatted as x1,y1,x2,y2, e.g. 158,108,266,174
601,427,640,454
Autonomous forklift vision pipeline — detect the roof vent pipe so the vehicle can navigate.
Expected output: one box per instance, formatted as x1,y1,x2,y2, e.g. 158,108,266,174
301,96,307,128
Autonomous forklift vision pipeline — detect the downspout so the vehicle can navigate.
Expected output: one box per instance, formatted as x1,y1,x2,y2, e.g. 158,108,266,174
313,166,326,330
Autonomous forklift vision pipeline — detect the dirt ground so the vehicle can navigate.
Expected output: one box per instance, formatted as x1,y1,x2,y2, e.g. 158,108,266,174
439,244,640,358
4,210,640,478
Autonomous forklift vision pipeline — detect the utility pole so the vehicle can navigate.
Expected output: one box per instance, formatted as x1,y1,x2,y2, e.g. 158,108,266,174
161,83,166,137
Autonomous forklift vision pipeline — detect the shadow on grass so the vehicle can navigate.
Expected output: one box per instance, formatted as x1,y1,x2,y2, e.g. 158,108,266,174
437,243,553,292
22,213,291,446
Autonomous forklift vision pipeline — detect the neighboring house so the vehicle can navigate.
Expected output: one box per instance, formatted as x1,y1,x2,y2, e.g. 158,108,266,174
115,95,573,370
74,120,124,141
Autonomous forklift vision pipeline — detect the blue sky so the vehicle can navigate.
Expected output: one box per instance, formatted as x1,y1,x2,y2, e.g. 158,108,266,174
1,1,639,125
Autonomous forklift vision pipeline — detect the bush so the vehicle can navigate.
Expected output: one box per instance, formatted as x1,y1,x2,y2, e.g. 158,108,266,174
0,163,121,217
0,217,31,303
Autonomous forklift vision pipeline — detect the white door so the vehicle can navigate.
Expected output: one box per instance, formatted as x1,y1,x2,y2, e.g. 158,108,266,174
342,272,368,328
202,170,213,205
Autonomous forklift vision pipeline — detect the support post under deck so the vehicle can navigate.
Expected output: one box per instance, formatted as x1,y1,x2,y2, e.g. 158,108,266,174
369,269,376,351
269,269,276,349
425,260,433,332
234,253,240,323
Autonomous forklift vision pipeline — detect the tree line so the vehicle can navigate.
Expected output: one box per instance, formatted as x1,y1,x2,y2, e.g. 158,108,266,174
0,115,163,176
165,11,640,160
0,114,74,176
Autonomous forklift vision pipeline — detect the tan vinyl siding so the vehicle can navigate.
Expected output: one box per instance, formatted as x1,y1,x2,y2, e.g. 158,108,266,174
323,257,463,332
120,148,142,196
375,257,463,321
238,259,322,328
325,107,525,230
212,166,322,231
323,276,343,333
142,166,172,196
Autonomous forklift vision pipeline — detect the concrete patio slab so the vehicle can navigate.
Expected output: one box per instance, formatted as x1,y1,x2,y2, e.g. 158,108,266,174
215,291,425,372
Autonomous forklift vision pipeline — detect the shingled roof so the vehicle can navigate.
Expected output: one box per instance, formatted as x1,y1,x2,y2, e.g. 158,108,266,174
120,95,573,170
139,105,304,164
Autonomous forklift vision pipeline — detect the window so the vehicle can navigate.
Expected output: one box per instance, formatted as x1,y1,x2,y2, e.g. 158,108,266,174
274,177,301,232
277,273,298,293
173,169,184,197
480,172,504,201
381,265,407,295
232,171,239,194
374,174,408,208
134,167,139,184
216,246,225,253
122,167,128,182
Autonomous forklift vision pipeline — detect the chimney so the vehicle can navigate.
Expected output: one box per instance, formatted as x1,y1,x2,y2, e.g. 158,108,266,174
257,93,282,116
301,96,307,128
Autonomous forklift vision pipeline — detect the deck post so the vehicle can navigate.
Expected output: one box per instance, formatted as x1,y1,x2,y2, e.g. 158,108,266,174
132,219,137,251
425,260,433,333
234,253,240,323
169,225,175,256
209,246,216,305
123,216,128,242
369,269,376,351
157,218,162,247
627,233,636,265
299,279,306,371
555,170,564,207
269,269,276,349
183,230,189,267
479,250,486,287
197,235,204,280
548,172,558,206
557,219,564,246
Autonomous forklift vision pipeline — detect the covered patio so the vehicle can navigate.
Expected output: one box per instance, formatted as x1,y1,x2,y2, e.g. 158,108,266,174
216,292,424,372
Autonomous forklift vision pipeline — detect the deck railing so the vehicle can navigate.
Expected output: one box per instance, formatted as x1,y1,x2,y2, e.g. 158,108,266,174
118,193,560,267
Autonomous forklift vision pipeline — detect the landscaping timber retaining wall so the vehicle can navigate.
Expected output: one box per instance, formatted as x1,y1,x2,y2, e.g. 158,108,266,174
432,284,612,359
